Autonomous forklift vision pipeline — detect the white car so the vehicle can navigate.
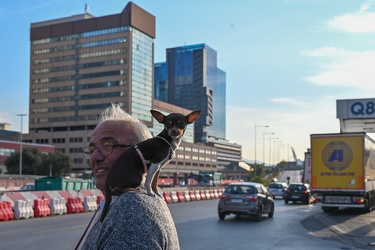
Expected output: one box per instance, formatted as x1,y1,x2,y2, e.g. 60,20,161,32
268,182,288,198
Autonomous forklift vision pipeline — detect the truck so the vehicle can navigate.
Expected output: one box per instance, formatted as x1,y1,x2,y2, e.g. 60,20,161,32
302,149,311,184
310,132,375,212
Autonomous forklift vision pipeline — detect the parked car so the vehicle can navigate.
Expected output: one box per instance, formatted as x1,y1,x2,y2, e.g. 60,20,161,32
284,183,313,204
218,182,274,222
19,183,35,191
268,181,288,199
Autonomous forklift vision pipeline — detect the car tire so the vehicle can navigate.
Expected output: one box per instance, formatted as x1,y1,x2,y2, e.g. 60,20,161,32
218,212,226,221
284,199,288,204
268,205,274,218
255,207,262,222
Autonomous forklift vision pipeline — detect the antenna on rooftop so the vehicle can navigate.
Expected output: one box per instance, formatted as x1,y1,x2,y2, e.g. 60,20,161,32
85,4,90,14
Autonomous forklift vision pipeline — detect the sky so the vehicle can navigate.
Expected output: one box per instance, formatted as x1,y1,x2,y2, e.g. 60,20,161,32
1,0,375,165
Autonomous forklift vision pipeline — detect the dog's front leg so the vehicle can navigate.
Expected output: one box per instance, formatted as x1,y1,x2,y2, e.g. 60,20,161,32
145,163,161,197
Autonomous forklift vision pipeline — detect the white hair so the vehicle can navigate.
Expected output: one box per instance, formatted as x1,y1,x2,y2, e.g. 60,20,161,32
98,103,152,144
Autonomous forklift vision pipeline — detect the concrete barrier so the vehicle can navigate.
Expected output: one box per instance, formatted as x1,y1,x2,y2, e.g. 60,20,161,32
199,190,206,200
176,191,185,202
170,191,178,203
183,191,191,202
163,192,172,203
34,199,50,217
83,196,97,212
189,190,196,201
14,200,27,219
194,190,201,200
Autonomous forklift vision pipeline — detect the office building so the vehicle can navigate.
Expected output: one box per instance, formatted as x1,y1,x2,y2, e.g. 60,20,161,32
155,43,246,174
156,43,226,143
25,2,155,172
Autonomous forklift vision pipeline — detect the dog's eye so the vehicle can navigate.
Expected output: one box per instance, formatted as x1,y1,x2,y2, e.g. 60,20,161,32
165,121,172,129
177,121,185,129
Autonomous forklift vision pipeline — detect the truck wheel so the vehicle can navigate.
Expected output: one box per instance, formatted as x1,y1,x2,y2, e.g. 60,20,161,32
284,199,288,204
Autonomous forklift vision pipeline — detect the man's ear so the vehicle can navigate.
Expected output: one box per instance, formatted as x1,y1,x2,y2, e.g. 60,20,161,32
150,110,166,123
186,110,201,124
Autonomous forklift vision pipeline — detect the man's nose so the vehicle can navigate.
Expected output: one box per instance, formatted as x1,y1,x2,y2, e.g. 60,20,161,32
91,147,105,160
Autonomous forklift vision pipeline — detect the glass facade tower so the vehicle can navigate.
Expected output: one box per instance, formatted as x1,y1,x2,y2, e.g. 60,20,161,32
161,44,226,142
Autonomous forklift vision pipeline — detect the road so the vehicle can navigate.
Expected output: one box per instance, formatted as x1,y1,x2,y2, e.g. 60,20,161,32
0,170,374,249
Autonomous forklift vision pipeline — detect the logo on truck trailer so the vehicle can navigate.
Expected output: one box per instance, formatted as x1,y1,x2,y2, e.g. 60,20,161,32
311,135,363,189
322,141,353,171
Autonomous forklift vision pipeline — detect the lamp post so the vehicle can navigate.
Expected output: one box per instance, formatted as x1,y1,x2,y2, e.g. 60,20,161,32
274,140,282,167
16,114,27,179
269,137,278,167
254,124,268,165
263,132,274,165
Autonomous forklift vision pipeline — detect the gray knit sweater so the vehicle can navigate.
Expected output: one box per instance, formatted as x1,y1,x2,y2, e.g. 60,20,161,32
81,187,180,250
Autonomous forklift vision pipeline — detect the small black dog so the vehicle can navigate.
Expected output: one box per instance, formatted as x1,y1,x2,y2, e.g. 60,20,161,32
100,109,201,222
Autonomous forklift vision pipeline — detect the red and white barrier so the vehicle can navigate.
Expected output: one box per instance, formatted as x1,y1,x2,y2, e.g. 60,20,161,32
0,201,14,221
170,191,178,203
176,191,185,202
83,196,98,212
34,199,50,217
163,192,172,203
183,191,191,202
199,190,206,200
189,190,196,201
0,188,225,223
194,190,201,200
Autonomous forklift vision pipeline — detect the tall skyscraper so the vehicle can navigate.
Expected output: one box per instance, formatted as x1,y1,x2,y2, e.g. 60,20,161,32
162,44,226,142
26,3,155,172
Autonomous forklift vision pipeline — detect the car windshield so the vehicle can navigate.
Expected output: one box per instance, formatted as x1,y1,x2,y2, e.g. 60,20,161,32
269,183,283,189
289,185,306,191
226,185,255,194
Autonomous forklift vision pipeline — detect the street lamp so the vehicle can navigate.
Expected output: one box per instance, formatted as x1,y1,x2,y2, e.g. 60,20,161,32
254,124,268,165
16,114,27,179
263,132,274,165
269,137,278,167
274,140,282,167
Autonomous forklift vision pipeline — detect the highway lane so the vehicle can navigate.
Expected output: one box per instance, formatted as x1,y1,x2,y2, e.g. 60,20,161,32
0,196,356,250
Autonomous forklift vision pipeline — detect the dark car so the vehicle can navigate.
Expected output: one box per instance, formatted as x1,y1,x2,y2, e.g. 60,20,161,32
284,183,313,204
217,182,274,221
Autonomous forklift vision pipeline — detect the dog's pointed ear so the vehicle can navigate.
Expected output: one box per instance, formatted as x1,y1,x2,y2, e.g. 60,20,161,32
150,110,166,123
186,110,201,124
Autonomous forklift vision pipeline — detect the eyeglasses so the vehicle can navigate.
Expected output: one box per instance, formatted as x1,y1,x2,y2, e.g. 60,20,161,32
82,144,132,159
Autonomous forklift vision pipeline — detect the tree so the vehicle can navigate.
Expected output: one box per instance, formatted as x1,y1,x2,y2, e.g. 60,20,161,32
4,148,71,176
41,151,71,176
248,164,266,184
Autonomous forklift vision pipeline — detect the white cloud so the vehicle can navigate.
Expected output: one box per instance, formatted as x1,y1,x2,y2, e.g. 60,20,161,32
269,97,309,108
327,2,375,33
302,47,375,90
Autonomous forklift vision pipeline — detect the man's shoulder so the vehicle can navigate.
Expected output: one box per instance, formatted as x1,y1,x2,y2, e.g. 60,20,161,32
116,186,166,205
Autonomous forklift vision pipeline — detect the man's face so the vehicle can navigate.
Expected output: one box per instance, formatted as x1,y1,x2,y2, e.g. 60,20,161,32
89,120,130,194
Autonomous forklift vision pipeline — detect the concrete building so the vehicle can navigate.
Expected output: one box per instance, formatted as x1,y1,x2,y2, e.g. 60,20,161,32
25,2,155,172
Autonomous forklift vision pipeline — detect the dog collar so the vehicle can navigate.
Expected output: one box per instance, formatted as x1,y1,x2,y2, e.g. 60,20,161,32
133,144,149,174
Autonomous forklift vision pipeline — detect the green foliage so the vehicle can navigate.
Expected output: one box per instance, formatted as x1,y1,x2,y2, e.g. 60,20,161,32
249,163,282,186
4,148,72,176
